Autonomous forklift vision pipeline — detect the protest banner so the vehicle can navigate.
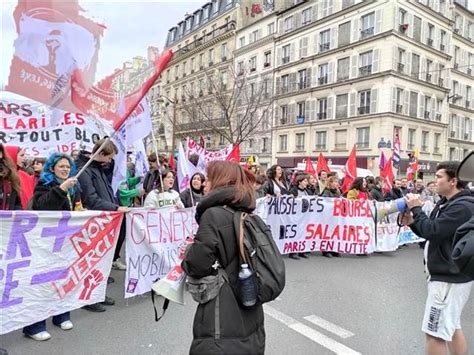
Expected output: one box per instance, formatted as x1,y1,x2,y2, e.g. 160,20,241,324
0,91,112,156
0,210,123,335
258,196,377,255
375,213,423,252
186,138,234,163
124,207,197,298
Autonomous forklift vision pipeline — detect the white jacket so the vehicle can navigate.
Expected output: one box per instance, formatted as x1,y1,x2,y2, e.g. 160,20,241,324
143,189,184,209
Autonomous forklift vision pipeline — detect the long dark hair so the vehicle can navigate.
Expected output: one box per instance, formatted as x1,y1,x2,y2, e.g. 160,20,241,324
267,164,285,183
154,168,176,192
207,161,255,208
0,143,21,193
190,172,205,193
350,177,366,192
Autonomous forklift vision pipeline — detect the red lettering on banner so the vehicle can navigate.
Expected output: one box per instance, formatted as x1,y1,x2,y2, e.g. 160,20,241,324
282,241,306,253
305,223,371,243
130,212,146,244
333,198,372,218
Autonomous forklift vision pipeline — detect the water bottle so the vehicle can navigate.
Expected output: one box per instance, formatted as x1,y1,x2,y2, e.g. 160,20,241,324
238,264,258,307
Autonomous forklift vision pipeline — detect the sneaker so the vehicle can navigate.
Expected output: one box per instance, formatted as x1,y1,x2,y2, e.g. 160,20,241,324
322,252,333,258
289,253,300,260
100,296,115,306
107,276,115,284
27,331,51,341
299,253,309,259
59,321,73,330
112,259,126,270
83,303,106,312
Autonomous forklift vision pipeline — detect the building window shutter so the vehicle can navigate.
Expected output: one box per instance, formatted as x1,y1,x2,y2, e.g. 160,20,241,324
408,13,414,38
375,9,383,34
350,55,358,78
277,48,282,67
350,92,356,117
405,50,411,76
391,87,397,112
313,34,319,55
328,0,334,16
290,43,295,62
307,67,312,87
370,88,378,113
313,4,319,21
310,99,316,121
432,62,439,84
312,66,318,86
404,90,410,115
330,27,337,49
372,49,380,72
351,19,359,42
305,99,311,120
419,93,425,118
431,95,436,118
289,103,296,124
328,61,334,83
327,96,334,119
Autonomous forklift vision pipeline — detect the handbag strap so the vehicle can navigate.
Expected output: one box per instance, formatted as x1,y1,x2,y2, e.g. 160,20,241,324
233,211,248,264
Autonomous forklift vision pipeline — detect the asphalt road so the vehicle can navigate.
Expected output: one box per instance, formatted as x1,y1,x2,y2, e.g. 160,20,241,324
1,245,473,355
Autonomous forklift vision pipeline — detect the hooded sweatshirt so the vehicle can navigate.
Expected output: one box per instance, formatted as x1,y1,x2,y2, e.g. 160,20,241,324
4,146,35,209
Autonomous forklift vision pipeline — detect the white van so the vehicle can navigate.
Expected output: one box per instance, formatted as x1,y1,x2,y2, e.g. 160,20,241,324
292,163,375,179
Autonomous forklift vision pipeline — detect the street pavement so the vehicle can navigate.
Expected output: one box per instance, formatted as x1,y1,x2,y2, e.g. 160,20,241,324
1,244,473,355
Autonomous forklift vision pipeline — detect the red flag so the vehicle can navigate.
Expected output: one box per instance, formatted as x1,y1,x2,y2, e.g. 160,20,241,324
168,153,176,171
305,157,316,175
341,145,357,193
381,157,394,193
316,152,330,175
226,144,240,163
71,49,173,130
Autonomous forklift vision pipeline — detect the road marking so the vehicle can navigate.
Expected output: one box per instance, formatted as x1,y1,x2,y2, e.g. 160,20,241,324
264,305,361,355
304,315,355,339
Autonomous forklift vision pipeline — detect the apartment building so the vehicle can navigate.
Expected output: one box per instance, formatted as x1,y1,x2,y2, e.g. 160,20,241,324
448,0,474,161
271,0,473,177
161,0,238,152
233,3,279,169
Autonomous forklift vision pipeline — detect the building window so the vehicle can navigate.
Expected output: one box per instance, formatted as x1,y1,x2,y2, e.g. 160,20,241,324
408,128,416,150
315,131,327,150
399,8,407,27
297,101,305,119
221,43,227,60
434,133,440,153
250,29,259,43
360,12,375,39
358,90,371,114
317,98,328,120
421,131,429,151
284,16,293,32
262,137,269,152
267,22,275,35
282,44,290,64
237,61,244,74
298,69,307,89
440,30,446,51
413,16,422,41
279,135,288,151
335,129,347,150
337,57,350,81
449,147,456,161
319,30,330,52
318,63,328,84
249,56,257,71
454,46,460,68
338,21,351,47
427,24,434,46
208,48,214,65
281,74,289,93
396,88,403,113
239,36,245,48
199,53,204,68
409,92,418,117
411,53,420,79
302,7,312,25
264,51,271,68
426,60,433,82
280,105,288,124
336,94,348,118
359,51,372,76
295,133,305,151
356,127,370,148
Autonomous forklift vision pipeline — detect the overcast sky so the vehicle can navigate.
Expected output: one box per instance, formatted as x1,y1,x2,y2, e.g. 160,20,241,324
0,0,206,86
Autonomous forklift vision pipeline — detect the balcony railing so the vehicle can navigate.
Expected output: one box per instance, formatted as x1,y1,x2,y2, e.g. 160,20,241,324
424,111,430,119
397,63,404,73
176,118,227,132
396,104,403,113
317,112,327,120
356,142,369,148
360,27,374,39
318,76,328,85
319,43,330,53
426,73,432,82
427,38,433,47
173,20,236,60
359,65,372,76
438,78,444,87
358,106,370,115
282,56,290,64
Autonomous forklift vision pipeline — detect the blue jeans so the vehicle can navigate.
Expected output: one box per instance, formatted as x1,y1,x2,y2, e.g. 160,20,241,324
23,312,70,335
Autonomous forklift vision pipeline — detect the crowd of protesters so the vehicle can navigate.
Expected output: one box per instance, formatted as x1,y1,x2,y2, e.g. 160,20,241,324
1,141,472,348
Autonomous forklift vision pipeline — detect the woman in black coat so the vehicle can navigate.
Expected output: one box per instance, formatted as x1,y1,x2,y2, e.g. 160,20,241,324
182,161,265,354
180,172,205,208
23,153,81,341
0,143,22,210
320,176,341,258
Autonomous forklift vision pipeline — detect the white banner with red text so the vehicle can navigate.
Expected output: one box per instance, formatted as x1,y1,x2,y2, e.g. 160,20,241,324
124,207,197,298
0,210,123,335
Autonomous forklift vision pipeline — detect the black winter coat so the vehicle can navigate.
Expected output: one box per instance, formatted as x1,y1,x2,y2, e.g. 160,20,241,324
370,186,384,202
0,179,22,210
384,188,403,201
179,188,203,208
32,180,81,211
409,190,474,283
76,153,118,211
262,179,289,196
182,187,265,354
320,188,341,198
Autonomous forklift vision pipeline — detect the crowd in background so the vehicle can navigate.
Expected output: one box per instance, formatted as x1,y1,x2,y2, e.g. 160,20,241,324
1,141,472,342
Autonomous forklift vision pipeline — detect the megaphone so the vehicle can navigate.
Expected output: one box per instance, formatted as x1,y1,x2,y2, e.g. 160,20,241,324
371,198,408,222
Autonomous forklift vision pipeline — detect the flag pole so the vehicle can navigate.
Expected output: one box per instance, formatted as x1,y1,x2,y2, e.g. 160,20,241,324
151,128,165,194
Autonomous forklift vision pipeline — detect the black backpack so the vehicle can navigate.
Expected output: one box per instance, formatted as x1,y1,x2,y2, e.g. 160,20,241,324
227,208,286,306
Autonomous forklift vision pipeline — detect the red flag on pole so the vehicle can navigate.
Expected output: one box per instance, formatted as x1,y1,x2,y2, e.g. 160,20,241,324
316,152,330,175
168,153,176,171
341,145,357,193
226,144,240,163
381,157,394,193
304,157,316,175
